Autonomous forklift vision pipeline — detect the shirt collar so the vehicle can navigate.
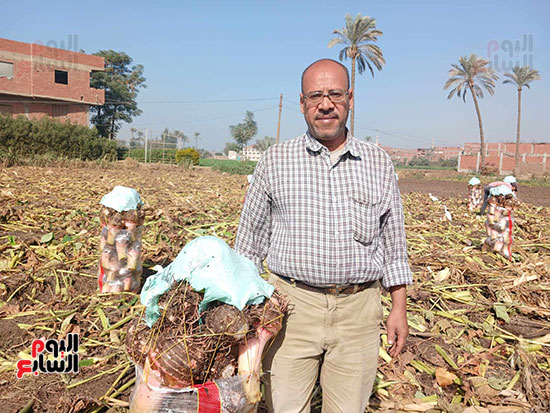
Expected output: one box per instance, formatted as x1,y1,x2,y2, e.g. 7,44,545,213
304,129,361,159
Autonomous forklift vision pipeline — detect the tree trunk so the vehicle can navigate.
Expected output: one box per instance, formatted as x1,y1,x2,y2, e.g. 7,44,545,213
350,57,356,137
470,85,486,172
514,88,522,171
110,107,117,140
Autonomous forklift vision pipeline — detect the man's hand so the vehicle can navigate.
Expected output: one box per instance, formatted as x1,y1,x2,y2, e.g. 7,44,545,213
387,285,408,358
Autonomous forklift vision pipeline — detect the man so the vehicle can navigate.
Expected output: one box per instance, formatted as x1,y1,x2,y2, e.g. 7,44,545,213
235,59,412,412
479,175,518,215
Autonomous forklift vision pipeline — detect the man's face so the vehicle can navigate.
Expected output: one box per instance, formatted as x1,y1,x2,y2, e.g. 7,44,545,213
300,62,353,144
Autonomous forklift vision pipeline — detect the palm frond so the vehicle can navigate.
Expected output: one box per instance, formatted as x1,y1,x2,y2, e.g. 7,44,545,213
338,48,347,62
502,65,541,89
444,54,498,102
328,32,347,48
328,13,385,77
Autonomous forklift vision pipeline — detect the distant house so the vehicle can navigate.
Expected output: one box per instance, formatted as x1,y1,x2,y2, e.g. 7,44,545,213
242,145,262,161
380,146,423,165
227,150,239,160
430,146,462,160
0,37,104,126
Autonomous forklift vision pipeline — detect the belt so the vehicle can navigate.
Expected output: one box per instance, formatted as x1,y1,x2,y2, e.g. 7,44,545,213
276,274,376,296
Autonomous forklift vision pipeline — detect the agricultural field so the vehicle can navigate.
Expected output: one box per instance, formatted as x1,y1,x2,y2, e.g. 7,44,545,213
0,162,549,413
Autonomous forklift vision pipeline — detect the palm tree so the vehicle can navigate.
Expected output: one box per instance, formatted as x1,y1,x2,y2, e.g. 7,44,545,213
255,136,275,152
503,66,541,170
328,13,385,137
444,54,498,171
193,132,201,149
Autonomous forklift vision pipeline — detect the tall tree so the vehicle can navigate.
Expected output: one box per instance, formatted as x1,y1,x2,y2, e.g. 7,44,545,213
229,111,258,150
162,127,177,145
129,129,144,149
328,13,385,136
173,130,188,149
223,142,241,155
444,54,498,171
503,66,541,170
90,50,146,139
193,132,201,149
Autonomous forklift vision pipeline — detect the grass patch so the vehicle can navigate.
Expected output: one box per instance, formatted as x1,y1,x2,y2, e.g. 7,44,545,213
200,158,257,175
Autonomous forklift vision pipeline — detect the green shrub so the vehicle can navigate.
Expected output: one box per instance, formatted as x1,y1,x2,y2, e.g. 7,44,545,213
128,148,178,163
408,156,430,167
0,115,116,162
176,148,200,166
116,146,129,160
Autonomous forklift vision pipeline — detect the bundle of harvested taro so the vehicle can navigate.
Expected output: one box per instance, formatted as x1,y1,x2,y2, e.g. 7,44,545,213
467,177,482,211
126,280,288,413
483,192,519,260
98,186,145,293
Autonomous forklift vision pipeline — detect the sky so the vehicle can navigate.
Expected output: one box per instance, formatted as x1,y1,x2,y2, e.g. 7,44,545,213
3,0,550,151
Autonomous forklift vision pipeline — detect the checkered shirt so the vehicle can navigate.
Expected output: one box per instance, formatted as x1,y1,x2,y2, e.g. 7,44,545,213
234,132,413,289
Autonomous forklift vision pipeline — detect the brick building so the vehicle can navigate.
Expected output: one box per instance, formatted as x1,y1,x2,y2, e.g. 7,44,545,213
431,146,462,160
458,142,550,175
0,38,104,125
381,145,460,164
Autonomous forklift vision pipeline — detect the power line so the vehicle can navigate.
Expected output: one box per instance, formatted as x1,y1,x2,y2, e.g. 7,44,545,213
91,105,279,127
104,97,279,105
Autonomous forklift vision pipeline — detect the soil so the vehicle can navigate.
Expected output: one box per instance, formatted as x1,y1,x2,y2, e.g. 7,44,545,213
1,165,549,412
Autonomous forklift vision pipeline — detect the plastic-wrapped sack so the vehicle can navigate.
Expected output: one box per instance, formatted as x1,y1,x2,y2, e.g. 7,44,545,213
467,177,482,211
98,186,145,293
128,236,287,413
129,362,255,413
483,187,518,260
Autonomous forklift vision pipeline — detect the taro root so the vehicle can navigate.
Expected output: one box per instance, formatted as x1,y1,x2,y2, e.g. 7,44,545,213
204,304,248,342
98,204,145,293
126,281,288,411
467,183,482,211
238,293,287,404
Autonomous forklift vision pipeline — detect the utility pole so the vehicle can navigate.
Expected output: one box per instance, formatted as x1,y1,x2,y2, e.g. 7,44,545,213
144,129,148,163
162,130,166,163
276,93,283,144
432,137,435,150
194,132,200,150
375,129,379,146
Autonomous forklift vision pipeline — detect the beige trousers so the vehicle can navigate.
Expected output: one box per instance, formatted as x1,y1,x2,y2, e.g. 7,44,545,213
263,274,382,413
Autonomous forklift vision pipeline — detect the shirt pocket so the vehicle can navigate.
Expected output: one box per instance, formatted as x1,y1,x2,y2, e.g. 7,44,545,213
350,198,379,246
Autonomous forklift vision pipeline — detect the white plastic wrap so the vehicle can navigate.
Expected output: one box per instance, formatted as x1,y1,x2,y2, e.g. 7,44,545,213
129,363,256,413
99,221,143,293
467,184,482,211
483,198,515,259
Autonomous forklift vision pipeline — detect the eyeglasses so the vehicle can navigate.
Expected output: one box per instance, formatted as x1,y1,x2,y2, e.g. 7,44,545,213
302,89,348,105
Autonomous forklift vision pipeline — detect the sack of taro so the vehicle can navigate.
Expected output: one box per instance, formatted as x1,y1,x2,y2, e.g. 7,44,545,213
126,236,288,413
98,186,145,293
467,177,482,211
483,185,519,260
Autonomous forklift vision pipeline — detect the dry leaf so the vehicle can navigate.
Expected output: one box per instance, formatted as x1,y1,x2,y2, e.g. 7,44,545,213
435,367,458,386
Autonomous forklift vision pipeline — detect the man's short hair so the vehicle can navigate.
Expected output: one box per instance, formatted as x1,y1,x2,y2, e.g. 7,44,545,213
301,59,350,92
